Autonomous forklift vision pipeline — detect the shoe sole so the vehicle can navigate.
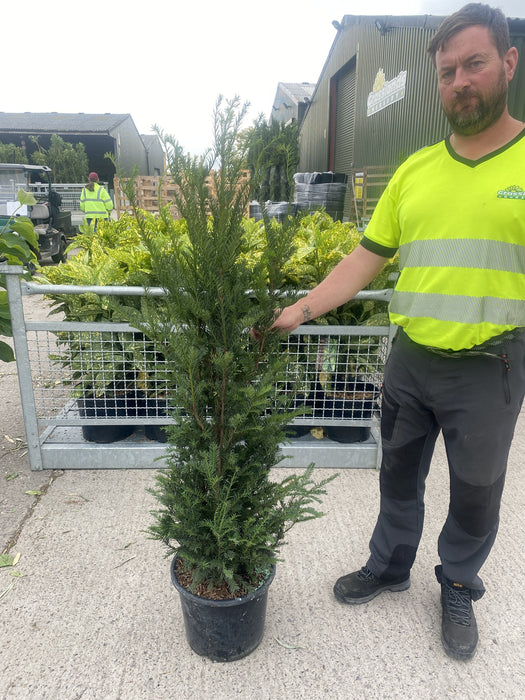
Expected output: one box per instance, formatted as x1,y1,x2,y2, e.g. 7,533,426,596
333,578,411,605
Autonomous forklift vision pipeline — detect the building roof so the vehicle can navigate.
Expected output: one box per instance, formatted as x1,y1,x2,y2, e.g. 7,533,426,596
141,134,159,149
277,83,316,105
338,13,525,31
0,112,132,135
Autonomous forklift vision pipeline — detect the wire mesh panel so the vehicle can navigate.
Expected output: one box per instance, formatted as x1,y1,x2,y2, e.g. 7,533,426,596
26,323,172,425
279,326,388,445
27,322,388,431
4,271,393,469
281,327,387,423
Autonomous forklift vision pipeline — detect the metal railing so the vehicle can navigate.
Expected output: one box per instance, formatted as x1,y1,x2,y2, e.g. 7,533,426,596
3,265,394,471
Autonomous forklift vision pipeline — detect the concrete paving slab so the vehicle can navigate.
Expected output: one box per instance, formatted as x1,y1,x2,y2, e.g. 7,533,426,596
0,425,524,699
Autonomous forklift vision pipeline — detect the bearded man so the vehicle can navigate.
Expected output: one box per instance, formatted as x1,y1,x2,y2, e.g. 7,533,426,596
272,3,525,660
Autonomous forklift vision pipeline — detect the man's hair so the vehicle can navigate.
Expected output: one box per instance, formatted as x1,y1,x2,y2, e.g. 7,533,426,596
428,3,510,62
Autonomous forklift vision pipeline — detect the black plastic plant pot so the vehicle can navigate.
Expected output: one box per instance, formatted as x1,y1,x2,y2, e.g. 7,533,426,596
321,395,372,443
144,424,169,442
77,395,136,443
322,378,378,443
285,393,315,438
80,423,134,443
135,396,170,443
325,425,371,443
170,557,275,662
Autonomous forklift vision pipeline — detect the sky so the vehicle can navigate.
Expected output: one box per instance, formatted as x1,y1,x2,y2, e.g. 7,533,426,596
4,0,524,156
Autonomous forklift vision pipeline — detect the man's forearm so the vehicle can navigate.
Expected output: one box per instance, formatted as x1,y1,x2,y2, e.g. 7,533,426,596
294,245,387,319
273,244,389,332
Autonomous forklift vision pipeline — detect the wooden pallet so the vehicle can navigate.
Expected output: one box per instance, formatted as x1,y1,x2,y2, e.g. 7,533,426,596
114,172,251,219
114,175,180,218
352,166,395,226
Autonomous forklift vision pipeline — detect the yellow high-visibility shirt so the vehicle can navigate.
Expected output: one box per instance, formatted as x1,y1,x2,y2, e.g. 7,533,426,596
361,129,525,350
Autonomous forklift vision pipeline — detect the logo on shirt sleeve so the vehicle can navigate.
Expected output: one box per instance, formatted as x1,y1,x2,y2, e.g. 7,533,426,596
497,185,525,200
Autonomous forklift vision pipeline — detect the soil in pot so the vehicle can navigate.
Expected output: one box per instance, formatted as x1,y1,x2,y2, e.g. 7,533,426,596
330,376,378,415
171,557,275,662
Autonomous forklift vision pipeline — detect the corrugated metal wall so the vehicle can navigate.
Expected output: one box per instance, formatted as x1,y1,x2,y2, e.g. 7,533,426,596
299,17,451,175
333,60,357,219
352,24,450,168
297,76,332,172
334,62,357,174
109,117,148,177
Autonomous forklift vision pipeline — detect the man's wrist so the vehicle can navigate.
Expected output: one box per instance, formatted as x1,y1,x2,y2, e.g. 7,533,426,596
301,304,313,323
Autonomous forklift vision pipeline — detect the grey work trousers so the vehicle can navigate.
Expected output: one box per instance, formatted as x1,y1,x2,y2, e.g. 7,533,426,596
366,327,525,599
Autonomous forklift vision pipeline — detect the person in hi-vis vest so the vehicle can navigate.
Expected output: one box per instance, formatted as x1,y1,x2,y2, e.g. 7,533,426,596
80,172,113,230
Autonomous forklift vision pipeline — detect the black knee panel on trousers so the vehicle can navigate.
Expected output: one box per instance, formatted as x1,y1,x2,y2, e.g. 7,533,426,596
380,384,433,502
380,433,429,501
449,469,506,538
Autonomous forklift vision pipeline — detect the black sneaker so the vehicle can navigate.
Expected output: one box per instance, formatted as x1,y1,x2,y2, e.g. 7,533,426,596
435,565,478,660
333,566,410,604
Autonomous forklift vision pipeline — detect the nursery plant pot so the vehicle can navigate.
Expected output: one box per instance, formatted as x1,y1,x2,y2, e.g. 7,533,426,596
145,424,169,442
321,378,378,443
170,557,275,662
285,392,315,438
77,395,136,443
285,424,311,438
135,396,170,443
325,425,371,443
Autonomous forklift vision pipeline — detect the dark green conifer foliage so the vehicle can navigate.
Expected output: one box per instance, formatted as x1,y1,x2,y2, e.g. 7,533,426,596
126,97,335,596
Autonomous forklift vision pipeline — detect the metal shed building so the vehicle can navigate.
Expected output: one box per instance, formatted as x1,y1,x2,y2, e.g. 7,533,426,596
0,112,164,183
298,13,525,222
271,82,316,126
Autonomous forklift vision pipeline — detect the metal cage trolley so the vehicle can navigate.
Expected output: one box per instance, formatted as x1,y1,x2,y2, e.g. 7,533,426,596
3,265,394,471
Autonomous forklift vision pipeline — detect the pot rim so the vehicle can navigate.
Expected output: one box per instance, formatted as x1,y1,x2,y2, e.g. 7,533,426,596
170,556,275,607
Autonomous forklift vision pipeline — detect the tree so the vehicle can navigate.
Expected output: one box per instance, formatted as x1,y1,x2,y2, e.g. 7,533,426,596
30,134,89,182
116,97,334,598
241,117,299,203
0,143,28,164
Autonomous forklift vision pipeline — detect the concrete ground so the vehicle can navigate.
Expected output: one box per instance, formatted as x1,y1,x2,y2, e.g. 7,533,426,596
1,294,524,699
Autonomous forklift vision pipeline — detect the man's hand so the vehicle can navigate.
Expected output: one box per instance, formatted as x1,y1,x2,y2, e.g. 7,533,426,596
251,304,306,341
271,303,310,334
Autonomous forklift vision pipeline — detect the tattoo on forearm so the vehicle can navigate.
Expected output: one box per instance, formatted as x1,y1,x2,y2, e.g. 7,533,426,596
302,305,312,322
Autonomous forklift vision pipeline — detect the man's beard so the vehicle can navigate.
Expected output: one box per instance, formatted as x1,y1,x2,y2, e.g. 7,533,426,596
443,70,508,136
